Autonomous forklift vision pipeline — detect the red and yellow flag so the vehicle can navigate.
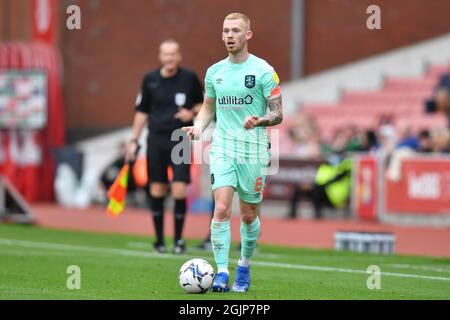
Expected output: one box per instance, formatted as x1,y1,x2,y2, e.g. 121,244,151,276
106,164,129,218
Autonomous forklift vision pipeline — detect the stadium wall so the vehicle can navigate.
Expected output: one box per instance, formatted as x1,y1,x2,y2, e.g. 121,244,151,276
304,0,450,74
0,0,32,40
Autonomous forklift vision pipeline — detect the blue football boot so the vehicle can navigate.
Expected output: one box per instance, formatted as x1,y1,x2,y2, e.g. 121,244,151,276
232,265,250,292
210,272,230,292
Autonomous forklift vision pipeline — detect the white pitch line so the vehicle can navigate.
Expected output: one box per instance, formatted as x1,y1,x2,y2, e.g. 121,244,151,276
251,261,450,282
126,241,288,259
1,238,450,283
386,263,450,274
0,238,182,261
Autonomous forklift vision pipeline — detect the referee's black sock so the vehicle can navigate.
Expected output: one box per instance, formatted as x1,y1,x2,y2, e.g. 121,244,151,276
150,196,165,245
174,198,187,243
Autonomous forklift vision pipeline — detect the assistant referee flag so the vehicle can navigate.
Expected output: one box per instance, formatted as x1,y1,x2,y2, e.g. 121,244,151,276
106,164,129,218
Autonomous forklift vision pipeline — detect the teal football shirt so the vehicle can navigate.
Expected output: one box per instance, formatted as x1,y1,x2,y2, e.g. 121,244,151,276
204,54,280,162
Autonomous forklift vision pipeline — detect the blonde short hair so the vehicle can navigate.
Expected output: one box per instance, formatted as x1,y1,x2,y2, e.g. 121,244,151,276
224,13,251,30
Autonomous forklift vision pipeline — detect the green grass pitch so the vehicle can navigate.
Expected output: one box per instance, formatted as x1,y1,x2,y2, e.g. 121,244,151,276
0,224,449,300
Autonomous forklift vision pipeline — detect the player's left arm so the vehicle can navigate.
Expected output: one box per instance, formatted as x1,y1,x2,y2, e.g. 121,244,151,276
257,92,283,127
243,92,283,129
192,103,203,115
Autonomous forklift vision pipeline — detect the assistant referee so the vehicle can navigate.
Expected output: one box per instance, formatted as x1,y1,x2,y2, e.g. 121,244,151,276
126,39,203,254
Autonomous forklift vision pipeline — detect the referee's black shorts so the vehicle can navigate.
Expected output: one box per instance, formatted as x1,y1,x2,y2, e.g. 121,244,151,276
146,132,191,184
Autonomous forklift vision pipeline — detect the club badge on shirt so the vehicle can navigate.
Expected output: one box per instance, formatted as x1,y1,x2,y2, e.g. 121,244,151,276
245,75,255,88
175,92,187,108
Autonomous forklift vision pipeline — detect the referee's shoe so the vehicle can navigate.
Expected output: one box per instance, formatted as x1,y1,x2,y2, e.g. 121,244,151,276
174,239,186,255
153,242,167,254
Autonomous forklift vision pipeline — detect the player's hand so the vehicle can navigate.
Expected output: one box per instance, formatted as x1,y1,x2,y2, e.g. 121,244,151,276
174,108,195,123
243,116,260,130
182,126,202,140
125,141,138,163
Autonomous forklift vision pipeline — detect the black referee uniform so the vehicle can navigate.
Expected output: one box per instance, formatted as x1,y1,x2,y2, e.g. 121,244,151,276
135,67,203,251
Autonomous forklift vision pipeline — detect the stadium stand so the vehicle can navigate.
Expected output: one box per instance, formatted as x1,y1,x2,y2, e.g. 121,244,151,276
276,34,450,152
300,64,449,141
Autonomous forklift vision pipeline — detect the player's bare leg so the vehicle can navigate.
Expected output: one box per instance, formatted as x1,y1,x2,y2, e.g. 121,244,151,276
150,182,169,253
212,186,234,221
233,200,260,292
171,182,188,254
210,186,234,292
240,200,259,224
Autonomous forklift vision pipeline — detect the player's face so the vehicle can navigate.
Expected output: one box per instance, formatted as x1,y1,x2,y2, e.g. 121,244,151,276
159,42,182,71
222,19,252,53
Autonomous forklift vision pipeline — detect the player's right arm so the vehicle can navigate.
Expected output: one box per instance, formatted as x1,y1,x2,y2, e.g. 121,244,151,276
182,94,216,140
182,67,216,140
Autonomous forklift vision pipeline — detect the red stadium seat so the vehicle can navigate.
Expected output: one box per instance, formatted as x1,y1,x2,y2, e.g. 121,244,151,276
295,63,450,142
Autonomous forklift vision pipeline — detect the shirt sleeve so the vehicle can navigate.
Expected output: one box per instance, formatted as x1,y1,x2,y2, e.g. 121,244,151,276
191,73,204,105
204,68,216,99
135,76,151,113
260,68,281,99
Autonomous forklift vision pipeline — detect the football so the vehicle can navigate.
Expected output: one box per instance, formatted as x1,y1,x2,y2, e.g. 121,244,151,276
178,258,215,294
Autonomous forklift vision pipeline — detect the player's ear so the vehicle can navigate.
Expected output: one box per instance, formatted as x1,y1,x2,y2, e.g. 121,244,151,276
246,30,253,40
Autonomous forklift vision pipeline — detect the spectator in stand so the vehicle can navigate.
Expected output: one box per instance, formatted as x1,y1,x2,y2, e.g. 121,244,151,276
332,128,351,151
323,124,362,155
396,121,419,151
435,89,450,114
417,129,433,153
437,62,450,90
343,125,362,151
375,115,397,158
426,63,450,121
287,113,322,159
357,129,378,152
431,127,450,153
